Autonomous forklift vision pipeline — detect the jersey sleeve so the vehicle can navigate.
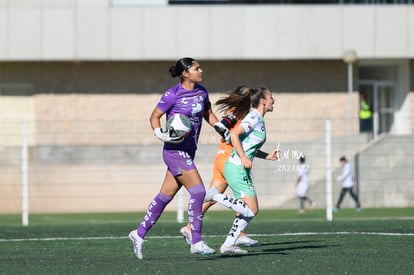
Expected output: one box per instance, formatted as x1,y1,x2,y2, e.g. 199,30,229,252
156,87,176,113
239,111,260,134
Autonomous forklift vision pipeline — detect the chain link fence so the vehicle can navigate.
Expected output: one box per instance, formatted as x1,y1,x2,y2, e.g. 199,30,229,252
0,117,413,214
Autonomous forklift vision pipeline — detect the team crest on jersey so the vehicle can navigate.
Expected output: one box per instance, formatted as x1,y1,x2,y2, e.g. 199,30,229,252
191,102,202,116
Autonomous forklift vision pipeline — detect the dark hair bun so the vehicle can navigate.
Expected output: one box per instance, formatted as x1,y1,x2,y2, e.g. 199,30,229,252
168,66,179,78
169,57,195,78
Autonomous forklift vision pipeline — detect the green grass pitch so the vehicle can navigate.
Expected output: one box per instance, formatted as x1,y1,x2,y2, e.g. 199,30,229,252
1,208,413,274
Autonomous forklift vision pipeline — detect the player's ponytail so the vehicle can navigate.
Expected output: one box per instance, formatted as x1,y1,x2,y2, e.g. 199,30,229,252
235,87,251,119
216,86,251,121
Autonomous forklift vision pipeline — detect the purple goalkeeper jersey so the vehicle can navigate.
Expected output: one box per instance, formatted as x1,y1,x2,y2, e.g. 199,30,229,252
156,82,211,153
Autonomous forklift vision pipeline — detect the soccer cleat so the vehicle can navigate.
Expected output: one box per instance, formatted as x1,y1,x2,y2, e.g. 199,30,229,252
190,241,216,256
128,230,144,260
220,244,248,255
203,187,219,202
310,201,316,210
333,207,339,213
356,207,363,212
236,235,259,247
179,225,192,246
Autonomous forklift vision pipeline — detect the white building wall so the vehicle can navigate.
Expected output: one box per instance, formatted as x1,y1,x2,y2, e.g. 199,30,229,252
0,1,413,61
375,7,411,58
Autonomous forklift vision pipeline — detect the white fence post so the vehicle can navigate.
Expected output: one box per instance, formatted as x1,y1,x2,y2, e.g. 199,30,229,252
326,120,333,221
21,123,29,227
176,188,184,223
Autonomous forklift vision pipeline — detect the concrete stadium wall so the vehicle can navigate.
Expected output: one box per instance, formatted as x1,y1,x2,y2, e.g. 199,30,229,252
0,60,350,94
0,59,354,147
1,60,413,213
2,92,413,214
1,2,414,61
0,90,359,214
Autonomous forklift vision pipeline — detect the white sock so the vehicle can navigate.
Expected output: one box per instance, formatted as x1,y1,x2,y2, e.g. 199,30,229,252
223,215,252,247
212,193,254,217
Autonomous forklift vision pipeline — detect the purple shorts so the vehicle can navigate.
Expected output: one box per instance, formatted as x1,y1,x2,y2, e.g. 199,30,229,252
162,149,197,177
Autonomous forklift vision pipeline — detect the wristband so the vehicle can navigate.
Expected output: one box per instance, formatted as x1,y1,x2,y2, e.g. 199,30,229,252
255,150,268,159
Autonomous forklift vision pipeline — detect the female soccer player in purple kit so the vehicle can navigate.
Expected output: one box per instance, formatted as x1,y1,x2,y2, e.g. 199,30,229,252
128,57,229,259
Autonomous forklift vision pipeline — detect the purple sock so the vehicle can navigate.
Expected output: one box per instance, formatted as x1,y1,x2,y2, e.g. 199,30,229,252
137,192,172,239
188,183,205,244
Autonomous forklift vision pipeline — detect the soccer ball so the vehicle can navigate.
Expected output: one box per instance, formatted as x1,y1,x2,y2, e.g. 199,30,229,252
166,113,192,139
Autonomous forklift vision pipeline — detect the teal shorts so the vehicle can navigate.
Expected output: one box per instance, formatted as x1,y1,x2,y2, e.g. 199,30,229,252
223,162,256,199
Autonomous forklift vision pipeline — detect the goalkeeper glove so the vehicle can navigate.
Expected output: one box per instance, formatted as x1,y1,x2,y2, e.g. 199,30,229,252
154,128,184,144
213,121,230,143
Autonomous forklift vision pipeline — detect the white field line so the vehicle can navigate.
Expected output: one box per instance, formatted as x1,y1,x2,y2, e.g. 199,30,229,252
1,231,413,242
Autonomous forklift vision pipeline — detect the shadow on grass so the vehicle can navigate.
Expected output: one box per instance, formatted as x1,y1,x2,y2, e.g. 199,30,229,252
198,239,338,260
259,244,337,254
259,240,318,246
259,239,339,254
